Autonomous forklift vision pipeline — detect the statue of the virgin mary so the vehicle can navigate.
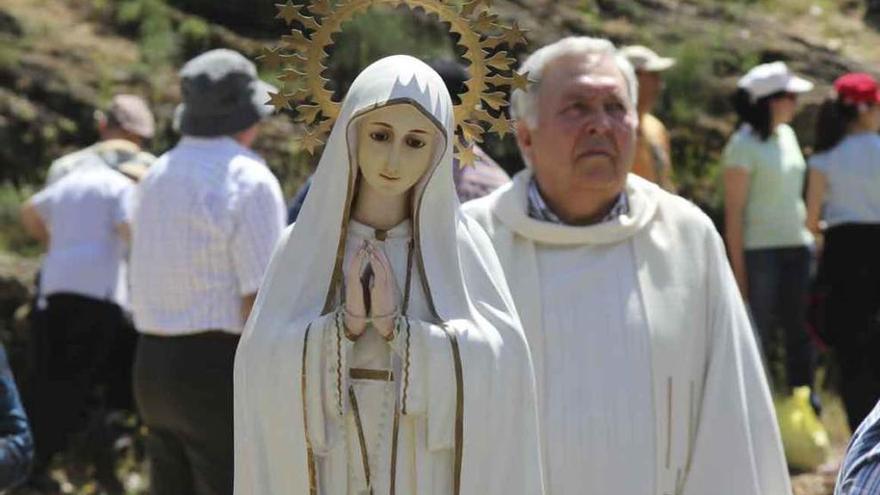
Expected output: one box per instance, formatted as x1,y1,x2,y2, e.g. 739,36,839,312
234,56,543,494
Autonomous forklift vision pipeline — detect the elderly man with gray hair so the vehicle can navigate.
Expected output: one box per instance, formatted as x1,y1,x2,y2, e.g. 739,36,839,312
464,36,791,494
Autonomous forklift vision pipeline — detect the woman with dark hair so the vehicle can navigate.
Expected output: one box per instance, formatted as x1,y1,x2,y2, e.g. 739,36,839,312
806,73,880,431
722,62,817,398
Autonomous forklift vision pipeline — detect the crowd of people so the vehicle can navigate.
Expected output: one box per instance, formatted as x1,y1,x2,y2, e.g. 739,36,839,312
3,28,879,495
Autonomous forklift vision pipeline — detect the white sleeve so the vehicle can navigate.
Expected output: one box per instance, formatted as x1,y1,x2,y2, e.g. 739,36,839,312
683,229,793,495
29,185,56,224
231,175,286,296
45,158,74,186
114,182,136,226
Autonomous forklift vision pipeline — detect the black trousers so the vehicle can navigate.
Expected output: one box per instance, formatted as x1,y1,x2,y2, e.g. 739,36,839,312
819,224,880,431
133,331,239,495
23,293,134,478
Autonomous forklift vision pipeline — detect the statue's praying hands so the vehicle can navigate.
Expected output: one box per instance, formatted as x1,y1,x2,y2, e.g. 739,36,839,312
344,241,399,339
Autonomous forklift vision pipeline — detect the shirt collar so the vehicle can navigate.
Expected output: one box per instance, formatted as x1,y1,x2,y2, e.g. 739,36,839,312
526,176,629,225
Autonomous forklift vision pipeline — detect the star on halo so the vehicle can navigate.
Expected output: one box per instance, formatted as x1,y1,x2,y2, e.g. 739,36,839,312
300,131,324,155
258,46,285,70
489,117,512,138
457,145,477,168
267,91,291,112
500,22,527,47
510,71,530,91
275,1,299,25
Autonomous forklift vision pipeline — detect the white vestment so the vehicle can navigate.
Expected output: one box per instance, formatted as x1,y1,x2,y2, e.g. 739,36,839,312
464,170,792,495
537,238,655,494
306,219,454,495
234,56,543,495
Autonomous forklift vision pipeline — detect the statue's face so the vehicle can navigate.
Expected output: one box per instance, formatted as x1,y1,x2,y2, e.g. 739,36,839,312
356,103,441,197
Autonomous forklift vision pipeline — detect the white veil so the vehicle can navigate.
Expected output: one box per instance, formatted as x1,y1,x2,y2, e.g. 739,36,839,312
235,55,543,494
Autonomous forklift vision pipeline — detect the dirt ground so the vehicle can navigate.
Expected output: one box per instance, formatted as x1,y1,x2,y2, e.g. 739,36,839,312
792,448,844,495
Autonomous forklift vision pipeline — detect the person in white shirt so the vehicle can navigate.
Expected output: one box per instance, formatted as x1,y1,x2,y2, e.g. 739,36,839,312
19,159,136,493
128,49,285,495
463,36,792,495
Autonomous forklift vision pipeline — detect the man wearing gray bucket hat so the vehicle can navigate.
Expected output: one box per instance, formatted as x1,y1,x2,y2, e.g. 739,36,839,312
129,49,285,495
173,49,277,137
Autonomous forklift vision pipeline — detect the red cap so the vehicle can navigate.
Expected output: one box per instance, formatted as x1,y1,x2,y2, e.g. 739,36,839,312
834,73,880,105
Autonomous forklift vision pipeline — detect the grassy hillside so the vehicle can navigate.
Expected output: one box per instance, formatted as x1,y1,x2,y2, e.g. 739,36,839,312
0,0,877,260
3,0,880,185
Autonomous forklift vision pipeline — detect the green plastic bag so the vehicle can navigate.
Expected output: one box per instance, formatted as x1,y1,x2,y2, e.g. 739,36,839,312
774,386,830,471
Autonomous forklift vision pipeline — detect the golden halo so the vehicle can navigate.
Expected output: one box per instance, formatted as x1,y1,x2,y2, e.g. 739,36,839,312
261,0,528,166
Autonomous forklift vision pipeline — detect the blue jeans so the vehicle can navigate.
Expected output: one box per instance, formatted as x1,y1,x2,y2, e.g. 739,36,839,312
746,246,815,389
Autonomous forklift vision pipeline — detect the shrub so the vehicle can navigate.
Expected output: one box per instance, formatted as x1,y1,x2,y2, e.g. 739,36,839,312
0,185,40,257
323,5,456,97
178,17,210,59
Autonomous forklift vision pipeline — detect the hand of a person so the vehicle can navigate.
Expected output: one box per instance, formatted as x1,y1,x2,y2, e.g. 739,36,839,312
812,233,825,260
343,243,370,338
368,244,399,339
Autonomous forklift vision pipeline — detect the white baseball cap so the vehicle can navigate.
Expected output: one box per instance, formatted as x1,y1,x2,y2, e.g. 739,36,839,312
737,62,814,101
97,94,156,139
619,45,676,72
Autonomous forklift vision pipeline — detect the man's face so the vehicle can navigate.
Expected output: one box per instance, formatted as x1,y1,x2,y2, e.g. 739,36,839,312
636,69,662,113
517,53,637,205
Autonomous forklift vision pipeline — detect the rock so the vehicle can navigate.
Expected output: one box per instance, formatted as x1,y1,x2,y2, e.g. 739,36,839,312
0,253,36,338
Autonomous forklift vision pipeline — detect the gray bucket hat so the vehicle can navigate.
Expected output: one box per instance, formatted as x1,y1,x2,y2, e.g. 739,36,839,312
174,49,277,137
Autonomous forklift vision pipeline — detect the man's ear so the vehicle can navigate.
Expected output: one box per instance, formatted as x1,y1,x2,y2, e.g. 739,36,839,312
515,120,535,165
96,115,109,137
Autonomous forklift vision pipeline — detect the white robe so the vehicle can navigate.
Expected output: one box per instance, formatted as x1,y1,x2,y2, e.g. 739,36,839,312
304,219,454,494
463,170,792,495
537,239,655,494
234,56,543,495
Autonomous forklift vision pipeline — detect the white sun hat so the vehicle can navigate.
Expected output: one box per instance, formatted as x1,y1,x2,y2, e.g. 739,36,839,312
619,45,676,72
737,61,814,101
